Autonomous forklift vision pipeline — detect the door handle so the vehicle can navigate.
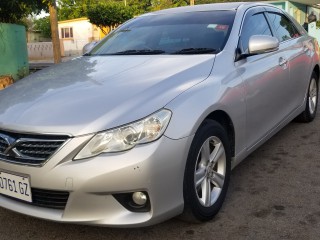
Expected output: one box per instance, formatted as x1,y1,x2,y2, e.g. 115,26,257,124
279,57,288,66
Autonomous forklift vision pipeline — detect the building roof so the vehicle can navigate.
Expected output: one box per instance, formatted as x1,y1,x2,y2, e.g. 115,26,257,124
58,17,88,24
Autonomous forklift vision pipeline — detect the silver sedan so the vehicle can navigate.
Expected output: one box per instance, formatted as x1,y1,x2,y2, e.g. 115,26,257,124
0,2,319,227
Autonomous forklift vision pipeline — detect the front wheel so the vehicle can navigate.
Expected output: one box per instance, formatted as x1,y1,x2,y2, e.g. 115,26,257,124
296,71,318,122
182,120,231,222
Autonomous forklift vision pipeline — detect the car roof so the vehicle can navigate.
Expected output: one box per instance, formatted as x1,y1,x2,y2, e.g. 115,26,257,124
143,2,277,16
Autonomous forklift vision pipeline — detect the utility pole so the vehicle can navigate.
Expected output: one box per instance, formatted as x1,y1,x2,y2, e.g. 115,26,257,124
49,0,61,64
190,0,195,6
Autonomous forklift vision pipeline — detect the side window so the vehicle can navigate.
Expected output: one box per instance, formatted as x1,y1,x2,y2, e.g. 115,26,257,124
267,13,301,42
240,13,272,54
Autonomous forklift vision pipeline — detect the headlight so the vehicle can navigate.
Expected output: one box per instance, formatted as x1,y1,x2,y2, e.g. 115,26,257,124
74,109,172,160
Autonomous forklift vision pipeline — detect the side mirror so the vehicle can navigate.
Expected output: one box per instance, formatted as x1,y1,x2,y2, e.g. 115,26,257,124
248,35,279,55
83,41,99,55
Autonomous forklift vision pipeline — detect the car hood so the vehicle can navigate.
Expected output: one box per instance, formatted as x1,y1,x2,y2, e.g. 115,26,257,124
0,55,215,136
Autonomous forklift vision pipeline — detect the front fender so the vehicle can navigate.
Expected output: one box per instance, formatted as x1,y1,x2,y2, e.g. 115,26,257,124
164,73,246,157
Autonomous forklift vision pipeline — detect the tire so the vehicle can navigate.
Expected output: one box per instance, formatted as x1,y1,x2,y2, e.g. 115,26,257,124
296,71,318,122
181,119,231,222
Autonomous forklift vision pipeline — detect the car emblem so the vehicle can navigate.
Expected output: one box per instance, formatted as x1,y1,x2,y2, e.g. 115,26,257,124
0,133,21,157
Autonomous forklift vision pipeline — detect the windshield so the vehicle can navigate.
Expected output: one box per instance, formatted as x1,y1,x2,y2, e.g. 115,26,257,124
89,11,236,55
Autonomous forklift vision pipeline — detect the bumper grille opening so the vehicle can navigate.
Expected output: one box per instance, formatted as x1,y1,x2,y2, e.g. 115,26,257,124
0,188,70,210
31,188,70,209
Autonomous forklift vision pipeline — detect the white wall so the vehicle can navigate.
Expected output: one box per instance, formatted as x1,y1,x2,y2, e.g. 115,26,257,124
308,6,320,20
308,22,320,46
58,19,94,56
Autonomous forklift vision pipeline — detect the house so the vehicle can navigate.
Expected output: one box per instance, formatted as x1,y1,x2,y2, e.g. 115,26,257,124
58,18,105,56
267,1,320,44
27,30,51,43
268,0,320,25
27,30,42,43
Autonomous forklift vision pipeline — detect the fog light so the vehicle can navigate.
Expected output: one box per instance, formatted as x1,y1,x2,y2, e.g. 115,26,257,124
132,192,147,206
113,191,150,212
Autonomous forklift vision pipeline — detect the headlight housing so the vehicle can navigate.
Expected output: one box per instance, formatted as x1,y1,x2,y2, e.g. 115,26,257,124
74,109,172,160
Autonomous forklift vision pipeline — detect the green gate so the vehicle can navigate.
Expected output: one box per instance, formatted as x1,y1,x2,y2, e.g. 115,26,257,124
0,23,29,80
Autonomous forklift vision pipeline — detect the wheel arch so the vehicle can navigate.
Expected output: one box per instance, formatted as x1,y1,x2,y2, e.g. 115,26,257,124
313,64,320,84
204,110,235,158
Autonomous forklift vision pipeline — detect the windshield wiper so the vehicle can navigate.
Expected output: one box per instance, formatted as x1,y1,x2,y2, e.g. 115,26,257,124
172,48,217,54
108,49,166,55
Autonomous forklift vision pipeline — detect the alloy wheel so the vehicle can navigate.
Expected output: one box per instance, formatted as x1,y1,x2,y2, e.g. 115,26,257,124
308,77,318,115
194,136,226,207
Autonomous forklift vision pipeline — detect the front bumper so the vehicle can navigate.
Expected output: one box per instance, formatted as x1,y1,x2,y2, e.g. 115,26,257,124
0,135,192,227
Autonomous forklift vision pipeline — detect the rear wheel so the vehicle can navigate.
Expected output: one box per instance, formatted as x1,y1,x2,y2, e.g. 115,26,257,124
296,71,318,122
182,120,231,222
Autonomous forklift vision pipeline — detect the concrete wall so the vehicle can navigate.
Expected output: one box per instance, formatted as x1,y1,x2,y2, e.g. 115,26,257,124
27,42,54,60
0,23,29,80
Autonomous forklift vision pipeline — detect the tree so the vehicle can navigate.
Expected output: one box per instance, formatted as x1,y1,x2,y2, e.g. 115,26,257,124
49,0,61,63
87,2,135,34
173,0,189,7
34,17,52,38
0,0,61,64
149,0,190,11
150,0,173,11
58,0,91,20
127,0,152,14
58,0,143,20
195,0,224,3
0,0,48,23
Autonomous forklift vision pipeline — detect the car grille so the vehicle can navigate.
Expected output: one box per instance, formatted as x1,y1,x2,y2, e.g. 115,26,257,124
0,130,69,166
0,188,70,210
0,137,8,152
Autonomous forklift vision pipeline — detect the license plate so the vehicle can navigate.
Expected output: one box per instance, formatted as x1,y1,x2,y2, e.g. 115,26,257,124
0,171,32,202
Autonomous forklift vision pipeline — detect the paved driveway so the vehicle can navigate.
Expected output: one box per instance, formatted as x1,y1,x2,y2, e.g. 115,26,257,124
1,113,320,240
